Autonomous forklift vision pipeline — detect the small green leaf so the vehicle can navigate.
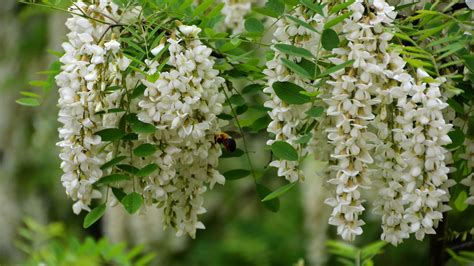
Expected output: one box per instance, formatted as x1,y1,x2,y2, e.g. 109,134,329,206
245,18,264,33
133,144,156,157
306,106,324,117
242,84,264,95
223,169,250,180
136,163,159,177
321,29,340,50
131,84,146,99
121,192,143,214
324,12,352,29
20,91,40,98
299,0,324,16
274,44,314,59
131,121,156,134
295,133,312,144
262,182,297,202
446,127,465,149
112,188,126,201
16,98,40,106
94,128,126,142
256,184,280,212
229,94,246,106
83,204,106,228
316,60,354,78
117,164,139,174
272,81,311,105
271,141,298,161
454,191,468,212
28,80,49,87
286,15,318,33
221,148,245,158
281,58,313,79
94,174,130,186
329,0,355,14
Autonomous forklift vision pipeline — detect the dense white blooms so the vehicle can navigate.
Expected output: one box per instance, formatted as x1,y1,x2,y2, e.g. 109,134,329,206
137,25,226,238
263,6,324,183
221,0,252,33
393,69,453,241
56,0,130,215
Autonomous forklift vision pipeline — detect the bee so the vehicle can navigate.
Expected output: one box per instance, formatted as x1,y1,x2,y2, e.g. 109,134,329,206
215,132,237,152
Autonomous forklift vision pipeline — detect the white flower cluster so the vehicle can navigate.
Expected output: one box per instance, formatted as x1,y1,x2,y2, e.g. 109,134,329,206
137,25,226,238
321,0,453,244
56,0,131,215
323,0,398,241
388,69,453,244
263,6,324,183
221,0,252,33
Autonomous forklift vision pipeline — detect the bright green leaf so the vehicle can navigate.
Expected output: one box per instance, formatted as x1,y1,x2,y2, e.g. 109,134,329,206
223,169,250,180
133,144,156,157
321,29,340,50
274,44,314,59
136,163,159,177
94,128,126,142
83,204,106,228
94,174,130,186
271,141,298,161
272,81,311,105
261,182,297,202
121,192,143,214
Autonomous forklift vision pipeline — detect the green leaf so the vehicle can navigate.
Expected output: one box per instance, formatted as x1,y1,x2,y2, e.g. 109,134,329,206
446,127,465,149
221,148,245,158
447,98,465,115
28,80,48,87
245,18,264,33
131,84,146,99
274,44,314,59
94,128,126,142
229,94,246,106
133,144,157,157
324,12,352,29
136,163,159,177
117,164,139,174
271,141,298,161
16,98,40,107
256,184,280,212
121,192,143,214
112,188,126,201
83,204,106,228
272,81,311,105
295,133,312,144
255,0,285,18
262,182,297,202
462,54,474,72
454,191,468,212
242,84,264,95
299,0,324,16
131,121,156,134
306,106,324,117
94,174,130,186
316,60,354,78
223,169,251,180
286,15,318,33
329,0,355,14
321,29,340,50
193,0,215,16
20,91,40,98
100,156,127,170
281,58,313,79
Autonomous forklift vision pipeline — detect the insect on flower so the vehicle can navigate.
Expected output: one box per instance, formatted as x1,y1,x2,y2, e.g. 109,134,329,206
214,132,237,152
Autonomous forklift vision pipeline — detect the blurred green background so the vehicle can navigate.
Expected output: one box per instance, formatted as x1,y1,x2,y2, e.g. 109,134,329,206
0,1,473,265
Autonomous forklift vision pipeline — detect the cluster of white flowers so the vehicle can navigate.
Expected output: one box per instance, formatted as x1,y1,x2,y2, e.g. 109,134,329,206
263,6,324,183
221,0,252,33
392,69,453,242
56,0,131,215
323,0,398,241
137,25,226,238
320,0,454,244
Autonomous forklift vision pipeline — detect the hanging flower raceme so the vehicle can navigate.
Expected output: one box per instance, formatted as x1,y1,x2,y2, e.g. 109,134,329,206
137,25,226,238
396,69,453,241
263,6,324,183
56,0,130,215
323,0,394,241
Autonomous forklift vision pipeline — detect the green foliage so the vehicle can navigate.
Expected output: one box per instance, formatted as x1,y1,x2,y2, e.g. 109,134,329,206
271,141,298,161
327,240,387,266
15,218,155,266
